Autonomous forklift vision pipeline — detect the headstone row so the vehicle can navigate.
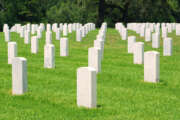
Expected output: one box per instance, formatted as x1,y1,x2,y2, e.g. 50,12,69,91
76,23,96,42
115,22,175,84
77,22,107,108
1,22,97,97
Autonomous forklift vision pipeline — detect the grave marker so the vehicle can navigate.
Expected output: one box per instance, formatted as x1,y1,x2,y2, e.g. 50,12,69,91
144,51,159,83
12,57,27,95
77,67,96,108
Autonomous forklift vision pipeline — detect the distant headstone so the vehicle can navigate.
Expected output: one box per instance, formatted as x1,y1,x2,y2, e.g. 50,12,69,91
44,44,55,68
56,28,61,40
84,26,87,35
37,29,42,39
60,38,68,56
4,29,10,42
140,25,145,37
63,24,68,36
94,39,104,59
31,24,36,34
145,28,151,42
68,24,72,33
82,27,85,37
76,29,82,42
163,37,172,56
122,28,127,40
152,33,160,48
88,47,101,73
162,27,167,38
20,27,25,38
133,42,144,64
176,24,180,35
128,36,136,53
31,36,38,54
46,24,51,31
46,31,52,44
24,30,30,44
8,42,17,64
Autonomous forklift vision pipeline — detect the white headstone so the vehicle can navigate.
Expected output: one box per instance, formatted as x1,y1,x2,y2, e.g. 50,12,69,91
76,29,82,42
122,28,127,40
167,24,172,33
63,24,68,36
82,27,86,37
128,36,136,53
176,24,180,35
46,31,52,44
163,37,172,56
46,24,51,31
31,24,35,34
5,29,10,42
12,57,27,95
68,24,72,33
144,51,159,83
77,67,96,108
8,42,17,64
31,36,38,54
152,33,160,48
140,25,145,37
56,28,60,40
60,38,68,56
44,44,55,68
133,42,144,64
59,23,63,31
145,28,151,42
88,47,101,73
24,30,30,44
37,29,42,39
20,27,25,38
96,33,105,42
84,26,87,35
94,39,104,59
162,27,167,38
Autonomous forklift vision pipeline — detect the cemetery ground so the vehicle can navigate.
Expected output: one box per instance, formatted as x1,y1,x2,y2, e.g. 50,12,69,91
0,28,179,120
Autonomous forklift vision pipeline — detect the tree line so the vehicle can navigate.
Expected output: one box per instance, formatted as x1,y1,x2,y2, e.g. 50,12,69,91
0,0,180,30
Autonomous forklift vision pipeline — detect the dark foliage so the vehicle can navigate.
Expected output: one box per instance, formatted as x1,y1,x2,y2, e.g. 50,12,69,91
0,0,180,30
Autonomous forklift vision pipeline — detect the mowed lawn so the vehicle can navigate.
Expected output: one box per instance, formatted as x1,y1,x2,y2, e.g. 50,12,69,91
0,28,179,120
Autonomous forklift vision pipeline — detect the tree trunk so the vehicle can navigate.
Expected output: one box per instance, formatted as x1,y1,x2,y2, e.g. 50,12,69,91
97,0,105,27
122,1,130,25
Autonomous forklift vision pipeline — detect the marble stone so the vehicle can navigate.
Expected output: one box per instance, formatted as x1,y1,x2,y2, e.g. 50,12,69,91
152,33,160,48
76,29,82,42
163,37,172,56
60,38,68,56
44,44,55,68
77,67,96,108
5,29,10,42
94,39,104,59
145,28,151,42
46,31,52,44
128,36,136,53
88,47,101,73
122,28,127,40
144,51,159,83
31,36,38,54
56,28,61,40
12,57,27,95
133,42,144,64
24,30,30,44
8,42,17,64
63,24,68,36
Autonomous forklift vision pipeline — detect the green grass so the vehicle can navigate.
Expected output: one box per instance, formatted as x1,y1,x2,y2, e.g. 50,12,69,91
0,28,180,120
